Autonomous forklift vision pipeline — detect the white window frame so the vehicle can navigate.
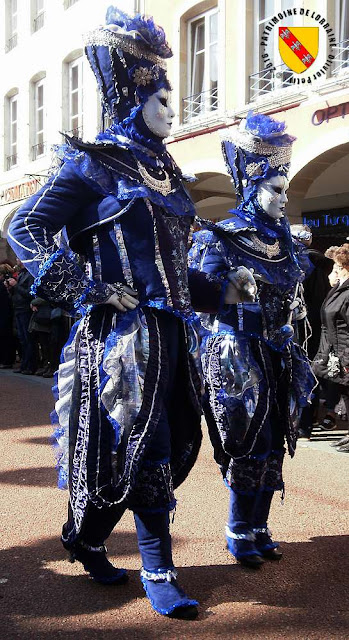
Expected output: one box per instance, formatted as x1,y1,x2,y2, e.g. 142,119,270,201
33,79,45,159
335,0,349,43
253,0,299,74
68,57,83,136
6,0,18,51
9,0,17,38
8,95,18,169
33,0,45,31
186,6,219,120
187,7,218,97
64,0,79,9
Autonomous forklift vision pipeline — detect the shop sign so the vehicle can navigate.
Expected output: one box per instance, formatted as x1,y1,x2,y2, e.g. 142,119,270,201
0,178,40,206
303,211,349,229
311,101,349,125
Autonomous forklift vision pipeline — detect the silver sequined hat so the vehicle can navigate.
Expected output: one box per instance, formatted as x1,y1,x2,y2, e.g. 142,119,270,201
84,6,173,124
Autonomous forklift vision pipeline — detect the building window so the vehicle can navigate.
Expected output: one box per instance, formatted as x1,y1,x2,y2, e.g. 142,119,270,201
183,7,219,123
332,0,349,76
32,80,45,160
33,0,45,32
64,0,79,9
6,95,18,170
68,58,83,136
250,0,297,100
6,0,18,52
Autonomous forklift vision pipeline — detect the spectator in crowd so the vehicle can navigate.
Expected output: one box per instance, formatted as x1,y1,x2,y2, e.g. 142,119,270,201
290,226,333,439
325,246,340,287
5,259,36,374
313,244,349,451
29,296,52,376
0,264,16,368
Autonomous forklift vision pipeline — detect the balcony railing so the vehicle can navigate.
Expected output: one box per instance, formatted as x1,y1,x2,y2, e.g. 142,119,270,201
64,0,79,8
32,142,46,160
330,38,349,77
6,154,18,170
182,87,218,124
33,12,45,32
249,64,293,101
64,126,83,138
5,34,17,53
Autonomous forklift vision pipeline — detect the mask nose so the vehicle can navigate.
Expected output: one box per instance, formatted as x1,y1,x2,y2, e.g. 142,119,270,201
168,104,175,119
281,190,288,204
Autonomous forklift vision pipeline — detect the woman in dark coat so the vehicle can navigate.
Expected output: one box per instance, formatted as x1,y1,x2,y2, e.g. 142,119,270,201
313,244,349,451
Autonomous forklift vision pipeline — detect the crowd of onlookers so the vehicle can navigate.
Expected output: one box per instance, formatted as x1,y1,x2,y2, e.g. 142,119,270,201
290,228,349,453
0,258,72,378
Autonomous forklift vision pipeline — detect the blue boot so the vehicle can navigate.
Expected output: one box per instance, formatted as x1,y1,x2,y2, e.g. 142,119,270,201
226,488,264,568
253,491,282,560
134,511,198,619
66,540,129,584
62,502,128,584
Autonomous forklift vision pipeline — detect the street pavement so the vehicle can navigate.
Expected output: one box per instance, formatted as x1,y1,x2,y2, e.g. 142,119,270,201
1,369,349,640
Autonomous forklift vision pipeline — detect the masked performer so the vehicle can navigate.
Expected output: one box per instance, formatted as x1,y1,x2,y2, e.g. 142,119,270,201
189,112,315,568
7,7,251,619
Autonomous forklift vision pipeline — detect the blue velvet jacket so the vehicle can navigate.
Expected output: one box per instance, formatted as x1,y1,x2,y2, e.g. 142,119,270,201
8,140,220,319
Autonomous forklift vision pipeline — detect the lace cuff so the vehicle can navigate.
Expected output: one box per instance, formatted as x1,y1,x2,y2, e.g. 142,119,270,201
32,247,125,314
83,282,125,305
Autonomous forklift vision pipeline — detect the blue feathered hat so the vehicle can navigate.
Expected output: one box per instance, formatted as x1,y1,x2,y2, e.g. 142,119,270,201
221,111,296,204
84,6,173,126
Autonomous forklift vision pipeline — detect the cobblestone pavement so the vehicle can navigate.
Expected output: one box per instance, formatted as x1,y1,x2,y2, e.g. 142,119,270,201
1,369,349,640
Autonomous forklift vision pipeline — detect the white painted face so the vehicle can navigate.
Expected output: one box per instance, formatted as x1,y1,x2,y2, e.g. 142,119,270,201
142,89,175,139
257,175,289,219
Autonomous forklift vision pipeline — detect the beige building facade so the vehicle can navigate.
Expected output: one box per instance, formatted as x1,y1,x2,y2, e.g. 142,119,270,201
1,0,349,261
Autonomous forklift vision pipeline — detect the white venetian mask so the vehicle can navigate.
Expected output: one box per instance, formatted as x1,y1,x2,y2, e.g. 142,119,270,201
142,89,175,139
257,175,289,220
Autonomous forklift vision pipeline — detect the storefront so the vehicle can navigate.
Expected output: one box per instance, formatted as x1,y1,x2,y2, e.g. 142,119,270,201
302,207,349,252
0,177,42,263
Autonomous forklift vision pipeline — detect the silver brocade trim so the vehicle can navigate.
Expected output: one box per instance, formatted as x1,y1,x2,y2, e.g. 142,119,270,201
92,234,102,281
84,28,168,69
225,525,256,542
113,222,134,288
136,159,173,196
71,317,92,534
252,527,272,536
144,199,172,306
85,282,124,304
222,129,292,168
79,540,107,553
250,233,281,258
141,568,178,582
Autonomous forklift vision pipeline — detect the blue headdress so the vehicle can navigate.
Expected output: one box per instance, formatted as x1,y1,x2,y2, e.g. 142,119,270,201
221,111,296,206
84,7,172,127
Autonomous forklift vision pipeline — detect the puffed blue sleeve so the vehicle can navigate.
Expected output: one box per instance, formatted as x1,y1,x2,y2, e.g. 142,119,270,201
7,160,114,314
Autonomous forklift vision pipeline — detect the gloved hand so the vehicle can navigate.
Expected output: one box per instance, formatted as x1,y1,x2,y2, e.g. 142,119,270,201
224,267,257,304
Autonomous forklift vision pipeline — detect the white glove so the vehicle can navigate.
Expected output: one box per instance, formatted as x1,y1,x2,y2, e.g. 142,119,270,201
224,267,257,304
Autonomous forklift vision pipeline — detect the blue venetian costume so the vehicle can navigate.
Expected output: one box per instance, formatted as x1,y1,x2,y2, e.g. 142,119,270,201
8,8,220,618
189,113,316,565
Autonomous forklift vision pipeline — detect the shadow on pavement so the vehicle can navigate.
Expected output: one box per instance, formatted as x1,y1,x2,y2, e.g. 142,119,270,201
19,436,52,446
1,534,349,639
0,466,56,487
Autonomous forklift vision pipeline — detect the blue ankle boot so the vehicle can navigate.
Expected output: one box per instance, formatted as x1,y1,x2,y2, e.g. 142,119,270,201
253,491,282,560
134,511,198,618
226,488,264,568
65,540,128,584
